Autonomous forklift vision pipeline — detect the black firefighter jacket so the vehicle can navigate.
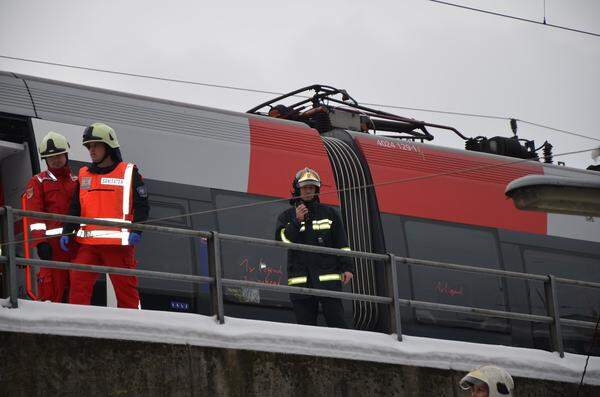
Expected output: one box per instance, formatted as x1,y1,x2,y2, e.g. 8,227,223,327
275,201,353,298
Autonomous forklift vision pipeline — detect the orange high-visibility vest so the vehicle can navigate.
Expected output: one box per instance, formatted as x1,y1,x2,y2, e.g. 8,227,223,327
76,162,135,245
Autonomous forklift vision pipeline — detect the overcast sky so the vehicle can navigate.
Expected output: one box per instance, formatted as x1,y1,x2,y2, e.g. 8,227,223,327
1,0,599,170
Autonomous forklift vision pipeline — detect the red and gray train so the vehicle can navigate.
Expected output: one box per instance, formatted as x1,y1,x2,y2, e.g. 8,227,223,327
0,73,598,355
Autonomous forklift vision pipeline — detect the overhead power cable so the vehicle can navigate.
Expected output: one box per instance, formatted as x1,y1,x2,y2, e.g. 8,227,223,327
517,120,600,143
360,101,600,143
4,146,597,248
429,0,600,38
0,55,284,97
1,54,599,143
577,314,600,396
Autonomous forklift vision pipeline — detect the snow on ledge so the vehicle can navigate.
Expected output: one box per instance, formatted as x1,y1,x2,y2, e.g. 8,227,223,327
1,299,598,386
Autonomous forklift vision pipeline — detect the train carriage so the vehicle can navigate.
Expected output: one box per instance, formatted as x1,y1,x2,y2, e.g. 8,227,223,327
0,72,598,355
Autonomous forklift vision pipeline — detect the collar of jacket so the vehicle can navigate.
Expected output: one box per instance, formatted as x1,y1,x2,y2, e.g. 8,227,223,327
88,161,122,175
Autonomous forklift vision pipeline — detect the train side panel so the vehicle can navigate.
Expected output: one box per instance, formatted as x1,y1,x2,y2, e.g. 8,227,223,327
353,134,546,235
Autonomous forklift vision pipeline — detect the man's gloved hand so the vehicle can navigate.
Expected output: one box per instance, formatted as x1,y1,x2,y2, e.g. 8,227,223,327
128,232,141,246
36,242,53,260
59,236,70,252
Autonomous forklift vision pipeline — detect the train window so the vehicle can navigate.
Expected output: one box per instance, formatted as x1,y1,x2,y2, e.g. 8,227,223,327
136,195,196,294
404,220,508,331
523,249,600,353
214,191,290,306
146,200,188,227
523,249,600,319
149,195,189,228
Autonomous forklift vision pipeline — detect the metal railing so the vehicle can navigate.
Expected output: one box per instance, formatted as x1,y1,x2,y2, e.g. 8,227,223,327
2,206,600,357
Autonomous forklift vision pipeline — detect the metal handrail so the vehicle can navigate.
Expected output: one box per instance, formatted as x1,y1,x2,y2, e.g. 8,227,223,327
11,208,600,289
3,206,600,356
10,208,212,239
16,257,215,285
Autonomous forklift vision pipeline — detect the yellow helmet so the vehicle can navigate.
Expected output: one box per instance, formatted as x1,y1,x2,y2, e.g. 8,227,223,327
39,131,70,159
295,167,321,188
82,122,120,149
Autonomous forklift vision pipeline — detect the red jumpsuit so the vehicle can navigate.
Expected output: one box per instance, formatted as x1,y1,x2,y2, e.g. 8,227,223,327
23,166,78,302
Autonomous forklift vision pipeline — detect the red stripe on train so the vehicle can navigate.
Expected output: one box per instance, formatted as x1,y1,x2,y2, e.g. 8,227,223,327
247,118,340,205
355,136,546,234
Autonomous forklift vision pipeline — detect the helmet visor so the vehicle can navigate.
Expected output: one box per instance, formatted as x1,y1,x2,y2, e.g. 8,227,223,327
459,375,487,390
297,179,320,188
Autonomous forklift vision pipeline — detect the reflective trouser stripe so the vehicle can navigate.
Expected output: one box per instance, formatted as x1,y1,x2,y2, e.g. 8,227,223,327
288,276,308,285
319,273,343,282
30,223,46,231
46,228,63,236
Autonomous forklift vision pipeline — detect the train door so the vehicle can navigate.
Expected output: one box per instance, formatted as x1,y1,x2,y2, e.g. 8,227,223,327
0,114,37,299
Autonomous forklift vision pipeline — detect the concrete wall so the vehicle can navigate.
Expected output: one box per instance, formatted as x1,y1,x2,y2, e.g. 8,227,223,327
0,331,597,397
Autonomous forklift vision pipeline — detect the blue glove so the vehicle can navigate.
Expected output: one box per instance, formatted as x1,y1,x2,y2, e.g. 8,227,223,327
60,236,70,252
128,232,141,246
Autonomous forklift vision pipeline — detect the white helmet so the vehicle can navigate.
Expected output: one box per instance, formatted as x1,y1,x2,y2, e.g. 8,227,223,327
591,146,600,162
459,365,514,397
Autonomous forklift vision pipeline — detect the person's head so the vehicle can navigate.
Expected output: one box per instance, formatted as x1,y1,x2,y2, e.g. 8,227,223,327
268,104,291,118
299,185,317,202
39,131,70,169
459,365,514,397
82,122,120,165
591,146,600,164
293,167,321,203
467,383,489,397
86,141,109,164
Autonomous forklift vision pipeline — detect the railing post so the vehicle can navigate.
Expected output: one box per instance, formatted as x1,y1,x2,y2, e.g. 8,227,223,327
544,274,564,357
387,253,402,341
2,206,18,308
208,231,225,324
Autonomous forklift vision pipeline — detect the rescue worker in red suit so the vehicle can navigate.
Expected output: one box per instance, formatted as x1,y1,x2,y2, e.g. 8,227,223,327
23,132,78,302
61,123,149,308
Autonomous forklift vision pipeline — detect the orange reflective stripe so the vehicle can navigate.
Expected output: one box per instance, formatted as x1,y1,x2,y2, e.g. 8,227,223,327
21,194,37,300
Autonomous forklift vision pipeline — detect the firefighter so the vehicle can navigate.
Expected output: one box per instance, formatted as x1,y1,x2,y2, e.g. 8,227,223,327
23,132,78,302
60,122,149,308
459,365,514,397
275,167,353,328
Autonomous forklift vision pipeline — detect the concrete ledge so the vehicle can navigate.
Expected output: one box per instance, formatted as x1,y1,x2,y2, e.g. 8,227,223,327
1,331,598,397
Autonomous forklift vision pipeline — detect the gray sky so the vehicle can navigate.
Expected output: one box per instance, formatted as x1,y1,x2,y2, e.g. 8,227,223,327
1,0,599,170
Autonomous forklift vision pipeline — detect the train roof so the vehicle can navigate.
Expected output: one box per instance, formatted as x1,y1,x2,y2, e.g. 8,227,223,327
0,70,310,131
2,69,597,177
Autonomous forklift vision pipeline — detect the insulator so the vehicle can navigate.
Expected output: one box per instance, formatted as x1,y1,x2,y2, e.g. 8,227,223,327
543,142,553,164
465,138,480,151
310,112,332,134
